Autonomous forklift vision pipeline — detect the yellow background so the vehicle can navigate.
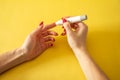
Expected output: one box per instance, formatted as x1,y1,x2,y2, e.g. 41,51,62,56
0,0,120,80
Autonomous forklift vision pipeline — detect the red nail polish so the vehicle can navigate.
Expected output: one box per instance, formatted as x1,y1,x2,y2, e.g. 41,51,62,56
63,27,66,31
52,38,55,42
62,18,67,23
39,21,43,26
51,44,53,46
61,33,64,36
61,32,66,36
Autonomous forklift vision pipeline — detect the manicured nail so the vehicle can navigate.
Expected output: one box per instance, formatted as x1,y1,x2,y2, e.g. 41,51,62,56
61,33,64,36
62,18,67,23
61,32,66,36
61,29,66,36
39,21,43,26
55,33,58,36
64,30,66,34
50,44,53,46
64,28,66,31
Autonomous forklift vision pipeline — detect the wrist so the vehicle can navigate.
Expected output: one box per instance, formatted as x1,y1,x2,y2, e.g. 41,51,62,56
16,48,28,62
72,46,87,55
72,44,87,51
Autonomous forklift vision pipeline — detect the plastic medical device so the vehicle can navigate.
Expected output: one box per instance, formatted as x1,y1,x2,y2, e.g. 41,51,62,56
55,15,87,26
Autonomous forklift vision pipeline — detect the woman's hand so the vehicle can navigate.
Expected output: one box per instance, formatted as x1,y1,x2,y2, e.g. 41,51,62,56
62,21,88,51
21,22,58,61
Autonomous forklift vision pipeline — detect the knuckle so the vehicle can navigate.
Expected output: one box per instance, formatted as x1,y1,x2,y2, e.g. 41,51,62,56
63,22,70,26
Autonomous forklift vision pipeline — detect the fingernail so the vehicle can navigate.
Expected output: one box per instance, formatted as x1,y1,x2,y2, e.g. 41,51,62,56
62,18,67,23
61,30,66,36
39,21,43,26
51,38,55,42
61,32,66,36
61,33,64,36
64,28,66,31
55,33,58,36
50,44,53,46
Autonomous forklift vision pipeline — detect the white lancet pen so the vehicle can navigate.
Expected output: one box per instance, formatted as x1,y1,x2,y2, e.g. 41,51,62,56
44,15,87,30
55,15,87,26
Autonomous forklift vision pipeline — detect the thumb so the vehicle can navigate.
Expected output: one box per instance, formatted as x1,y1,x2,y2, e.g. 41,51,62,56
63,22,73,35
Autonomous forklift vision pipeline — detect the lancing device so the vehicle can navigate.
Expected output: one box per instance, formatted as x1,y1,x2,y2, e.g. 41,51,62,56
55,15,87,26
46,15,87,27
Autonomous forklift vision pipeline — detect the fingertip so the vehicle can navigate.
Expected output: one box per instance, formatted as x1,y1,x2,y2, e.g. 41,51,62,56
50,44,53,46
48,43,54,48
53,32,58,36
61,26,66,36
52,38,55,42
63,22,71,30
38,21,44,30
62,18,67,23
32,22,44,35
55,33,58,36
39,21,43,26
45,43,54,49
61,32,66,36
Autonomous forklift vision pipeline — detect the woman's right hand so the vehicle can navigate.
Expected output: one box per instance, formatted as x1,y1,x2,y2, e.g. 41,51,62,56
62,20,109,80
62,21,88,51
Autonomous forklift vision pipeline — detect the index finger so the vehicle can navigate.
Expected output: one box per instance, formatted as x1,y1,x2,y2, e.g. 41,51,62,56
42,23,56,31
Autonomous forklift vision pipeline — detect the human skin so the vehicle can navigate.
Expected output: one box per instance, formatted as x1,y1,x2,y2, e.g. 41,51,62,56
0,22,58,74
62,21,109,80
